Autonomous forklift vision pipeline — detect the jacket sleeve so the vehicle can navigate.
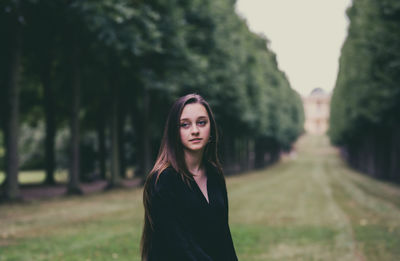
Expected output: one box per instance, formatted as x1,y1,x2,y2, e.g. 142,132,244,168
222,182,238,261
151,170,212,261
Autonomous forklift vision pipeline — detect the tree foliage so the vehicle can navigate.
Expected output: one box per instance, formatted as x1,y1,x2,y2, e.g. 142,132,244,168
329,0,400,181
1,0,304,198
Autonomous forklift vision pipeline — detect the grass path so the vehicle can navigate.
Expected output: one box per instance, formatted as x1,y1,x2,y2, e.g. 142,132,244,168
228,136,360,260
1,135,400,260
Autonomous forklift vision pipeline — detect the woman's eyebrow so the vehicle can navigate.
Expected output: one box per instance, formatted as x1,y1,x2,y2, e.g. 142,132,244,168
180,116,208,121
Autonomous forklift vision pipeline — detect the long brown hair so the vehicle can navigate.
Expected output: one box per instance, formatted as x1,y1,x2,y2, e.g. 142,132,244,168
140,93,225,260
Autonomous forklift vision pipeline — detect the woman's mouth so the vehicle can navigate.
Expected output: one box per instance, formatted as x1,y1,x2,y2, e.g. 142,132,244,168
189,138,202,143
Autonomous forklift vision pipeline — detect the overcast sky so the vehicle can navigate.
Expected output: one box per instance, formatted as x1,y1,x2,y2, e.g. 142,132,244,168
235,0,353,96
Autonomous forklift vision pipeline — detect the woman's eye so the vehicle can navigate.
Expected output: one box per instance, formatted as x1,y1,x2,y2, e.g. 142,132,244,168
197,120,207,126
180,122,190,128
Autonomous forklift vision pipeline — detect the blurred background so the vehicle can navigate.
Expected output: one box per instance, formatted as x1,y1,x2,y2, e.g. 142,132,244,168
1,0,399,260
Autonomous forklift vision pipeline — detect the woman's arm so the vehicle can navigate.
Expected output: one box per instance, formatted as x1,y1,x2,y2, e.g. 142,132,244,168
222,182,238,261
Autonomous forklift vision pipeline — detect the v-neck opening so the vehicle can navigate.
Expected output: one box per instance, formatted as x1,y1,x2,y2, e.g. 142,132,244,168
204,178,210,205
194,175,210,205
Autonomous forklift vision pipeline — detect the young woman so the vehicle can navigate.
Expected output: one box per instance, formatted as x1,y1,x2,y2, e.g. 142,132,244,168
141,94,238,261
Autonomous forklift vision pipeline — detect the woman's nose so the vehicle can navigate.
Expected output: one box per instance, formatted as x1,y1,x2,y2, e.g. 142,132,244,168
191,125,200,134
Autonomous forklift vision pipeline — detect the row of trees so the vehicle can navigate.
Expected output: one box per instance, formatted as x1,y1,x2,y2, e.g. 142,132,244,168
0,0,304,201
329,0,400,182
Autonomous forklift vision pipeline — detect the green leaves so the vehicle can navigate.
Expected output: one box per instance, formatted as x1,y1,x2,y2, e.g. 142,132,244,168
2,0,304,175
330,0,400,145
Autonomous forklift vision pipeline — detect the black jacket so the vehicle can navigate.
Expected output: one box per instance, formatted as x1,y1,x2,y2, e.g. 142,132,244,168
147,165,238,261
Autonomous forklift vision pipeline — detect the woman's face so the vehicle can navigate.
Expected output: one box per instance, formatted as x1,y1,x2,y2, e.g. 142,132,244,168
179,103,211,152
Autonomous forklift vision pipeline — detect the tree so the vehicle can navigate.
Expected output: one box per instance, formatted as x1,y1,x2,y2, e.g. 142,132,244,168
329,0,400,182
1,0,23,200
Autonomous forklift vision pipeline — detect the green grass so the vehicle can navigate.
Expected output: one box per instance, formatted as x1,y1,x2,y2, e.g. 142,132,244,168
0,170,68,185
1,134,400,260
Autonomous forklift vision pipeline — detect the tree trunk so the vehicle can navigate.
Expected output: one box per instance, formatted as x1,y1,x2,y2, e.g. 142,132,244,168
270,138,280,164
240,138,248,171
97,117,107,180
42,56,56,185
3,12,22,201
390,124,400,183
1,122,6,190
264,137,275,166
372,131,380,179
0,48,6,191
0,59,8,192
67,35,82,195
109,82,121,187
221,132,233,174
118,108,126,178
130,85,153,180
377,129,390,180
254,137,265,169
365,133,375,176
248,139,255,170
235,138,242,173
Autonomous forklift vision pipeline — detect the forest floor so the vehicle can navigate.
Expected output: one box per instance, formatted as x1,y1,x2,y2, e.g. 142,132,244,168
0,170,141,201
1,135,400,261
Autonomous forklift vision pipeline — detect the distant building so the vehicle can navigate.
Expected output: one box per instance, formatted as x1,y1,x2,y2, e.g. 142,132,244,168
302,88,331,135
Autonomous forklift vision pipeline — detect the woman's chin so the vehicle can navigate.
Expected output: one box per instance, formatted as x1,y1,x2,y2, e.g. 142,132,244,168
184,144,205,152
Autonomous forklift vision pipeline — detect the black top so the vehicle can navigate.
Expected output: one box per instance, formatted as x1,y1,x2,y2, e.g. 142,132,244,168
147,165,238,261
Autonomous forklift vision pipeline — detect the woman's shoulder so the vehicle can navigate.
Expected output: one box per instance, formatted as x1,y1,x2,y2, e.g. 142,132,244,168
153,167,181,191
205,162,225,184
